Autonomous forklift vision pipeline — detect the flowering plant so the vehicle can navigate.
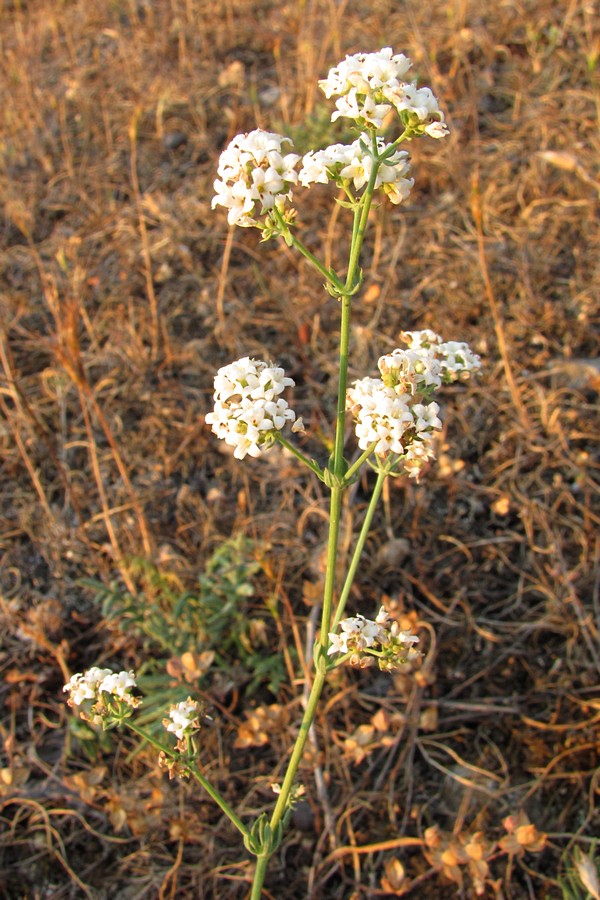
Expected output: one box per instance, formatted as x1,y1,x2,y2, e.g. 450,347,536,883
65,49,480,897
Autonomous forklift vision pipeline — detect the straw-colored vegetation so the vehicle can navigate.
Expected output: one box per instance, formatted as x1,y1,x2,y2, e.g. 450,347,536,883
1,0,598,897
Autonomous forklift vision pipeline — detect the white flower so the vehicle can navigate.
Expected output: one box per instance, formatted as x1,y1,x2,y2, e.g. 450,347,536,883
318,48,447,137
64,667,112,706
375,606,391,627
439,341,482,380
319,48,412,101
401,329,443,350
206,357,296,459
212,129,299,228
99,670,137,701
299,134,413,203
63,667,139,713
299,143,353,186
396,331,481,383
425,120,450,139
347,377,413,456
378,347,442,394
377,158,414,204
382,82,448,137
411,401,442,434
349,333,479,471
331,88,392,129
327,631,349,656
403,438,437,479
328,609,419,670
164,698,202,741
346,374,441,474
391,627,420,646
212,177,256,227
328,614,387,656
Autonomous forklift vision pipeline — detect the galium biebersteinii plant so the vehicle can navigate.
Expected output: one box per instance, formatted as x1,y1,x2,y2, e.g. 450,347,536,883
65,49,482,898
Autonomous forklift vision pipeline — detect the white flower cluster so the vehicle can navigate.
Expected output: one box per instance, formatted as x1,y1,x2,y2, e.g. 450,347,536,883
205,357,297,459
328,607,419,671
439,341,483,381
64,667,139,721
328,612,386,655
299,134,413,204
319,47,448,137
346,377,442,474
399,330,482,383
212,129,300,227
347,330,480,477
377,346,442,395
164,697,203,741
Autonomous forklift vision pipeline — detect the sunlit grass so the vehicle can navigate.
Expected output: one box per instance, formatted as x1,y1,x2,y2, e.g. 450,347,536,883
0,0,598,896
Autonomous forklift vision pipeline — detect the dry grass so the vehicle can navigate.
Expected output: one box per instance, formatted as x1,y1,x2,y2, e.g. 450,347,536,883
0,0,599,897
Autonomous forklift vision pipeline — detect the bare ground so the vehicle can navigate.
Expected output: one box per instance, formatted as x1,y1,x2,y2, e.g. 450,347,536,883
0,1,599,897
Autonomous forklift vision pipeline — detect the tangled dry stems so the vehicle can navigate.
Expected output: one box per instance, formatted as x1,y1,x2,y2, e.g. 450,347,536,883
0,0,598,897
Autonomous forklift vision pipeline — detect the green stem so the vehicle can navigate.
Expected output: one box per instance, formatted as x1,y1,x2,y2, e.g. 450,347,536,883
331,168,380,477
319,483,343,645
249,140,386,900
384,128,411,156
249,668,327,900
332,295,352,477
345,151,381,293
270,668,327,830
349,197,362,250
251,855,270,900
126,721,250,840
332,468,387,630
343,442,377,484
248,668,328,898
288,231,345,292
271,207,345,293
276,433,323,478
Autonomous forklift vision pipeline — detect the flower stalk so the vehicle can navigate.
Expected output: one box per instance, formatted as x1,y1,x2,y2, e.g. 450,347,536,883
126,721,251,841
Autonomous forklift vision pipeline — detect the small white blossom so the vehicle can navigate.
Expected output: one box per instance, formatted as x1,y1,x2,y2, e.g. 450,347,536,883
63,667,140,719
401,330,443,351
346,377,413,456
63,667,112,707
424,120,450,139
318,48,447,137
299,142,353,186
403,438,437,479
375,607,391,627
319,48,412,98
331,89,392,129
383,332,481,388
349,333,479,473
164,698,202,741
439,341,482,380
206,357,296,459
212,129,300,228
99,670,138,701
411,401,442,435
328,631,349,656
378,347,442,394
327,614,387,656
319,48,412,127
329,608,420,671
382,82,448,137
375,608,420,647
299,134,413,204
